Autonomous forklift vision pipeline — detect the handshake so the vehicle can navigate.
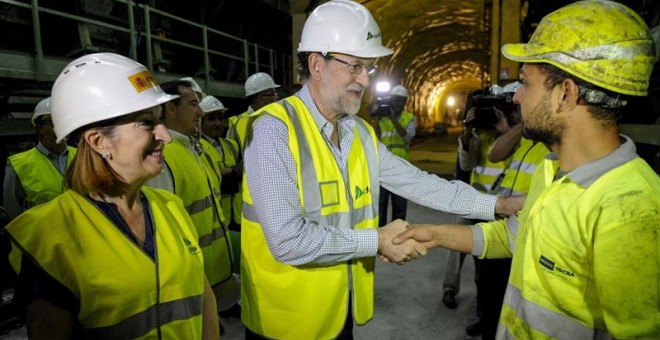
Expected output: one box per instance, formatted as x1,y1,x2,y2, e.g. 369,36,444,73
377,219,433,265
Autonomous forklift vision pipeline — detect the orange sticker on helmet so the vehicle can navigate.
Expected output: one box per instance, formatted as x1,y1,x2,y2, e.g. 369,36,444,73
128,71,157,93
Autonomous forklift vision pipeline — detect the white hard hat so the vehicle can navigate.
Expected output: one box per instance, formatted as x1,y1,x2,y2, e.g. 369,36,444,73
180,77,205,98
390,85,409,98
51,53,179,143
298,0,393,58
200,95,228,114
490,84,504,95
31,97,51,126
245,72,280,97
502,81,521,93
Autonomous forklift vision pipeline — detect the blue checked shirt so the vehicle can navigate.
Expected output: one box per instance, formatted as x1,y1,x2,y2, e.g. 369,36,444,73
244,85,497,266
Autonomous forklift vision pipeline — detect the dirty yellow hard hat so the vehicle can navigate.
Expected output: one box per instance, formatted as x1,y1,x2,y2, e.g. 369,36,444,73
501,0,656,96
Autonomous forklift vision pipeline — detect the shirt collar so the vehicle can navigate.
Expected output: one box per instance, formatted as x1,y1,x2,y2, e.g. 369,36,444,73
36,142,68,158
556,135,638,187
201,134,218,146
167,129,194,146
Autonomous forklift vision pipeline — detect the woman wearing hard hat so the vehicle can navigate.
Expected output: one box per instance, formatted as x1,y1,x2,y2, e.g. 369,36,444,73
4,53,219,339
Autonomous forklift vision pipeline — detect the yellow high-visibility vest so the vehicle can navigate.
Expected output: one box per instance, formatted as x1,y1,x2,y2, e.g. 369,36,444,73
5,188,205,338
378,111,414,160
9,146,77,207
241,96,379,339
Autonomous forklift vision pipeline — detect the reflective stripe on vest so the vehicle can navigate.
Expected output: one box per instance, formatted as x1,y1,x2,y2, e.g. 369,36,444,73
227,111,250,152
241,96,379,339
84,295,203,339
470,131,511,194
218,138,242,225
5,188,205,338
9,146,77,207
499,285,612,339
495,138,549,196
378,111,413,160
163,140,232,286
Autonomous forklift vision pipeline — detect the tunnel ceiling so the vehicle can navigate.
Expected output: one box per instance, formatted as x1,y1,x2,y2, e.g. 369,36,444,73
356,0,660,130
359,0,490,129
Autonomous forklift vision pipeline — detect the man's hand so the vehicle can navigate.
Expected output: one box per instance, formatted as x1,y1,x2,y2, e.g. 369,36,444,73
377,219,427,264
495,194,526,217
463,107,477,126
392,224,475,254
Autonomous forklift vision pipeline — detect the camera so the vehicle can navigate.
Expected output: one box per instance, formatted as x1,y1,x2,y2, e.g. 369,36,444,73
369,96,393,117
465,90,516,130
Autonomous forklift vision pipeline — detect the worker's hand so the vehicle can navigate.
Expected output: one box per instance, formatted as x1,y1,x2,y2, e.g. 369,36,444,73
377,219,427,264
495,194,526,217
391,224,442,249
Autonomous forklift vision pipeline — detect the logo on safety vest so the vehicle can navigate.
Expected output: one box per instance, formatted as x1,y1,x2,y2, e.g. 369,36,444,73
366,31,381,41
182,237,201,255
355,185,370,200
539,255,574,278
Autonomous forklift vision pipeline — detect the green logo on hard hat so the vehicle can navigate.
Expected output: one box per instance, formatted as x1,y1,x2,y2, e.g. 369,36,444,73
366,31,381,41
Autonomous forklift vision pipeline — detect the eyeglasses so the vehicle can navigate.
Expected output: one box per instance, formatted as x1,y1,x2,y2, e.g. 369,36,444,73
327,55,378,76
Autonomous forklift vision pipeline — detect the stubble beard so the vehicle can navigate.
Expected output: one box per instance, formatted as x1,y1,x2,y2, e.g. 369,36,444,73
522,93,563,146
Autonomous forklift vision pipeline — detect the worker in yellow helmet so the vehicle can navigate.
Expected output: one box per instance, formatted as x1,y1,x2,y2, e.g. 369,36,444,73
394,1,659,338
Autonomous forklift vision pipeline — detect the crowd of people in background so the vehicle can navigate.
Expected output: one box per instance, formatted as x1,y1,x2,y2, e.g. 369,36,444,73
0,0,658,339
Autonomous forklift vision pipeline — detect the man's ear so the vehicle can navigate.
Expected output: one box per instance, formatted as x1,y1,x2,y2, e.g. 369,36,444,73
163,102,176,120
557,78,580,111
309,54,323,80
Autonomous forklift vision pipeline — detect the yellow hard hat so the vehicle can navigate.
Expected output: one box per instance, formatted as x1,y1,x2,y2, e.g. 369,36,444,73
502,0,656,96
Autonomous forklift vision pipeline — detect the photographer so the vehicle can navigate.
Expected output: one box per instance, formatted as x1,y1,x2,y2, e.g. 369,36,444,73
371,85,417,227
443,86,515,337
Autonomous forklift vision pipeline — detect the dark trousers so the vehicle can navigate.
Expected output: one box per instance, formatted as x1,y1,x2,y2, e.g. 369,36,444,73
378,186,407,227
244,297,354,340
476,258,511,340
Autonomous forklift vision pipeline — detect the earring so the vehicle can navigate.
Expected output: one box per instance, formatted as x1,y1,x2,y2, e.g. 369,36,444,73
101,151,111,159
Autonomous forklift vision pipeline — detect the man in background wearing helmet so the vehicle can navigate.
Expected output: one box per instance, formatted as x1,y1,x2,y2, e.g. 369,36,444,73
226,72,280,152
199,95,242,277
372,85,417,228
441,85,517,328
147,80,239,335
3,97,77,219
462,81,550,339
394,1,660,338
240,1,523,339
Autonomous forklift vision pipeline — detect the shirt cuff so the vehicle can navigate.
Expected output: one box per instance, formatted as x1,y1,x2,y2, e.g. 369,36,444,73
355,228,379,258
472,192,498,221
470,224,485,257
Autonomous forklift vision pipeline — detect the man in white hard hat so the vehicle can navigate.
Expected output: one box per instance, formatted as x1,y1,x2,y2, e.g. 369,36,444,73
240,1,523,338
371,85,417,228
395,1,659,338
226,72,280,151
3,97,77,219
